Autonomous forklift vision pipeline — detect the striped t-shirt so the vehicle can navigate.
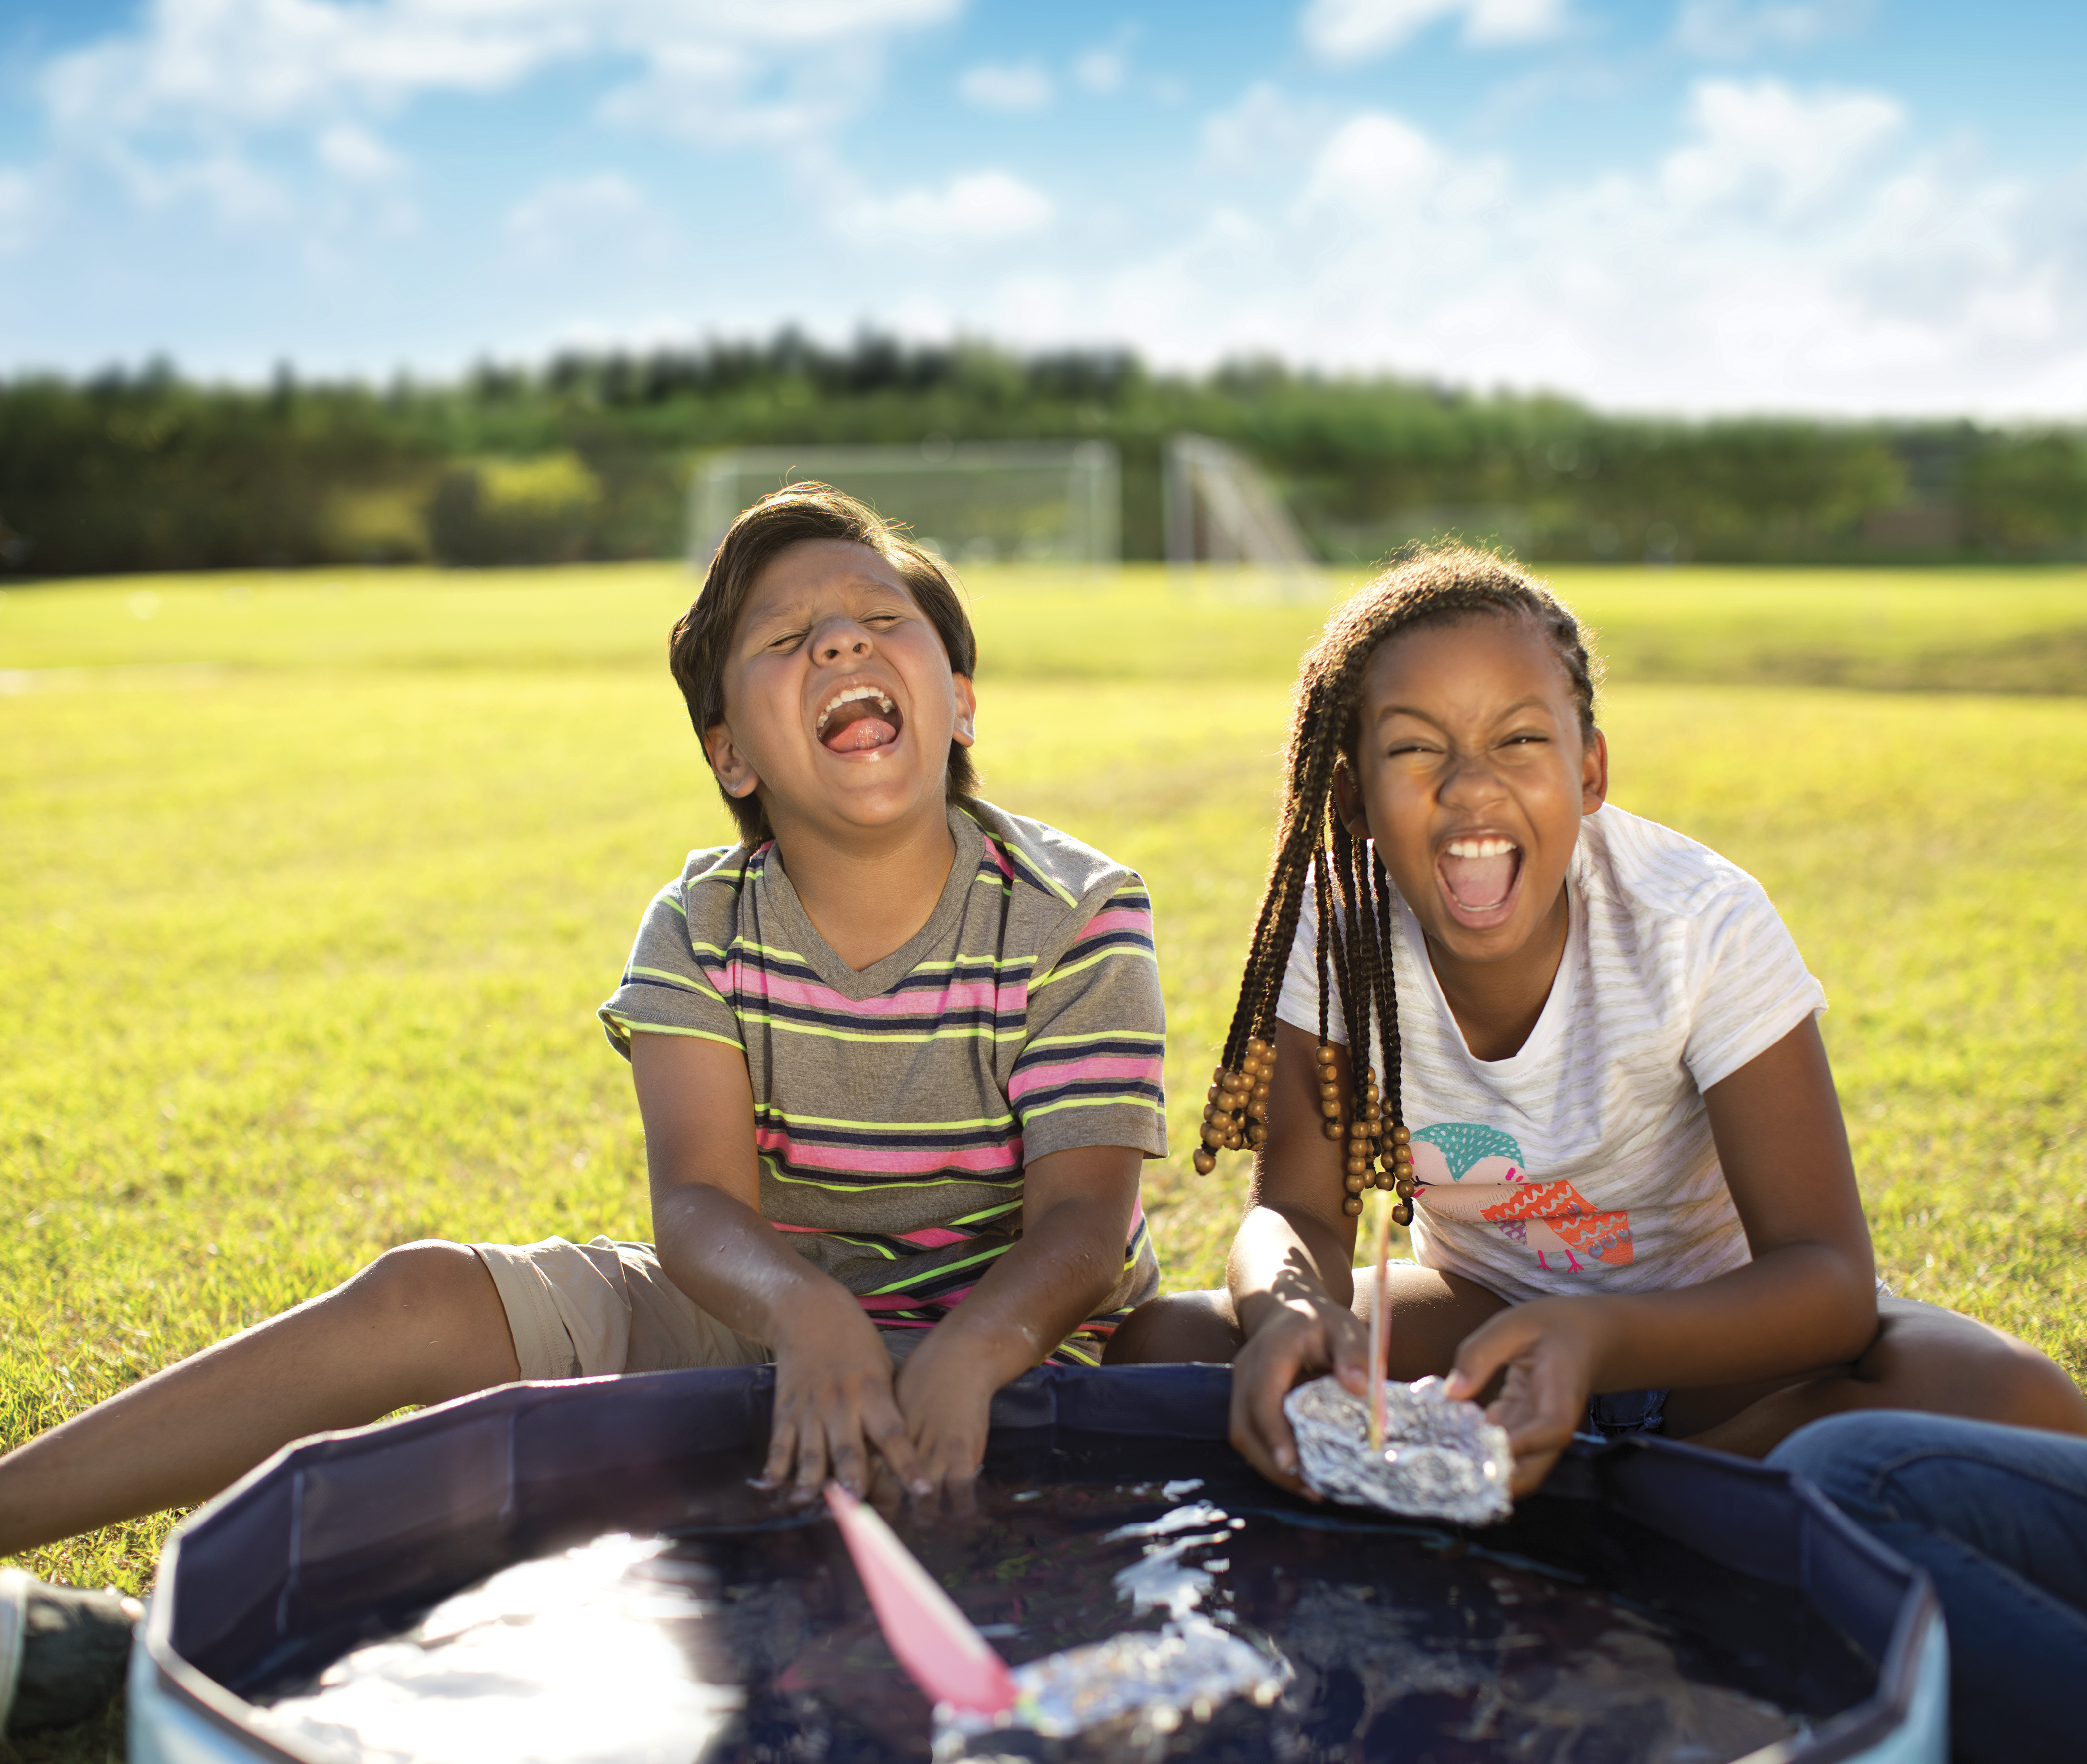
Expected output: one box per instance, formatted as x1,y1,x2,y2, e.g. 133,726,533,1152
1277,804,1828,1305
598,800,1167,1364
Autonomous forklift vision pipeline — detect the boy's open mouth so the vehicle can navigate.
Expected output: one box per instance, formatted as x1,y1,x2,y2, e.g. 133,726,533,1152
815,685,903,753
1438,835,1521,917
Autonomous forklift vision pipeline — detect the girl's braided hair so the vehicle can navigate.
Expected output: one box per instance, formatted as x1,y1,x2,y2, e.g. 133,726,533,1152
1195,546,1600,1223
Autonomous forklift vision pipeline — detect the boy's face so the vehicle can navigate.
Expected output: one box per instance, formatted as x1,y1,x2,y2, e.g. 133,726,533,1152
1334,613,1607,975
703,539,976,842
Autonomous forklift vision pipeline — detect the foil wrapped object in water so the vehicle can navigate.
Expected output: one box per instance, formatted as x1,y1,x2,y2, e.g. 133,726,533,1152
1283,1374,1513,1524
935,1620,1286,1755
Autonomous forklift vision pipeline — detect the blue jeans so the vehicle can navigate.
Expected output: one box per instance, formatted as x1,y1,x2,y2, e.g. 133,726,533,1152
1768,1410,2087,1764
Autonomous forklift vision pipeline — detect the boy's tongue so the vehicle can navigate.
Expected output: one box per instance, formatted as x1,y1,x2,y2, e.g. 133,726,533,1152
822,704,898,752
1440,847,1517,909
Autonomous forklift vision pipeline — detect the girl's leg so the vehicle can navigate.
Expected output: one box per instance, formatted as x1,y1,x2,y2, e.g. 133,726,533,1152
0,1241,519,1557
1104,1265,1504,1376
1103,1289,1239,1364
1671,1297,2087,1454
1769,1411,2087,1764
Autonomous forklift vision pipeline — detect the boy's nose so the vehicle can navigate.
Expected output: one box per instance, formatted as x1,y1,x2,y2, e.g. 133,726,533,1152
814,621,874,663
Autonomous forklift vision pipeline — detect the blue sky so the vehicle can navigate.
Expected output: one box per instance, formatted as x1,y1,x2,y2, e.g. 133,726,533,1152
1,0,2083,414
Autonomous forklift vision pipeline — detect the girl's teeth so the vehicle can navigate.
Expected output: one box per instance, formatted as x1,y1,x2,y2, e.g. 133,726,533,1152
1446,838,1515,858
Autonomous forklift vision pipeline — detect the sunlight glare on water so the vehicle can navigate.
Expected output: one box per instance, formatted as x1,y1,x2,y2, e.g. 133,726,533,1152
253,1534,741,1764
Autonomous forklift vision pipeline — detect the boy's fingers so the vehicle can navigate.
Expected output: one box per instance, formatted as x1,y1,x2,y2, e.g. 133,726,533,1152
820,1427,866,1499
863,1398,930,1497
759,1414,802,1491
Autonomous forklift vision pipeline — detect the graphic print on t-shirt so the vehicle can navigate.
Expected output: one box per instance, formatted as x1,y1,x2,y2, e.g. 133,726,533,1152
1409,1123,1635,1274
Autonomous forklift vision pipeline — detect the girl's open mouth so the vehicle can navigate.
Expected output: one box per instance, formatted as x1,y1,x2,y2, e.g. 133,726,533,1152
815,686,903,754
1437,835,1521,925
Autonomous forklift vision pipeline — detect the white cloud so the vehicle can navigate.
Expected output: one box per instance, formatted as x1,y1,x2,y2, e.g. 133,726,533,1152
1072,46,1126,95
1298,113,1443,215
0,168,44,254
958,60,1052,111
1301,0,1570,62
840,169,1052,245
1062,77,2087,415
41,0,962,153
507,173,643,232
317,124,403,182
1201,83,1331,175
1673,0,1869,58
1662,77,1900,216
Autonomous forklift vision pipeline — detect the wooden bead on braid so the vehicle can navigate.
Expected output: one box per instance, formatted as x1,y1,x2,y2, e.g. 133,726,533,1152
1193,551,1601,1235
1192,1035,1275,1176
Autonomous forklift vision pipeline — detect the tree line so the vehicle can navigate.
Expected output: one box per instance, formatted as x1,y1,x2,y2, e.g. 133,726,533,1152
1,335,2082,576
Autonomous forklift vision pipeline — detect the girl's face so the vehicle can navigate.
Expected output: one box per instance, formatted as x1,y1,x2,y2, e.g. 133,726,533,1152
1335,612,1607,973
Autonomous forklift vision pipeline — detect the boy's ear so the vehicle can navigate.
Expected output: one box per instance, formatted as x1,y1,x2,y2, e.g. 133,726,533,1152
1331,755,1369,839
1581,727,1609,814
702,721,762,799
951,674,977,748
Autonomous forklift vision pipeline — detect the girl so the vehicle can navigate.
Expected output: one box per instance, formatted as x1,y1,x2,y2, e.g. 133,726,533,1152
1110,548,2086,1496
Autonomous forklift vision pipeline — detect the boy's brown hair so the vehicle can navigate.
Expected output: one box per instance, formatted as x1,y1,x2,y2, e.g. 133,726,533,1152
669,481,981,844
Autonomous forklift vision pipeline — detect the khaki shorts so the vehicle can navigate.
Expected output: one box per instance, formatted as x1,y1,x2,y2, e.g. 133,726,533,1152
473,1236,773,1381
472,1235,923,1381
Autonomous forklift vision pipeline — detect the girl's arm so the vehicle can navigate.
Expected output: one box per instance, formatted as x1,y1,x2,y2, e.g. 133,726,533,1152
1448,1014,1877,1492
1224,1022,1377,1486
894,1144,1143,1488
631,1032,929,1501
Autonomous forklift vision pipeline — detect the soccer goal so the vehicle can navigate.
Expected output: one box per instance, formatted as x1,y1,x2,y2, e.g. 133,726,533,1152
1162,434,1318,589
689,440,1121,569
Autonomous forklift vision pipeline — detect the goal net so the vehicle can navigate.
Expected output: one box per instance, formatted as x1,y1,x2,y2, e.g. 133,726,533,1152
690,441,1121,569
1163,434,1319,591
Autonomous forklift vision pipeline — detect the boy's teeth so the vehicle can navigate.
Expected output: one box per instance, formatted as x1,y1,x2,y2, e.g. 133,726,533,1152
814,687,894,736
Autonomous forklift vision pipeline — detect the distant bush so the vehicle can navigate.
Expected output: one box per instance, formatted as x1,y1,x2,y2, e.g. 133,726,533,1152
0,337,2081,576
427,453,603,565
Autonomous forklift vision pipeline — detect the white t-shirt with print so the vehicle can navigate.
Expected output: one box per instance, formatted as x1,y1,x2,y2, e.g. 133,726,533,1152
1275,803,1827,1305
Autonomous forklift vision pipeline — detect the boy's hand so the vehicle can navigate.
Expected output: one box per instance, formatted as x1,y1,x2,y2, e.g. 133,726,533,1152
765,1292,928,1502
891,1333,999,1498
1445,1298,1605,1495
1229,1295,1370,1494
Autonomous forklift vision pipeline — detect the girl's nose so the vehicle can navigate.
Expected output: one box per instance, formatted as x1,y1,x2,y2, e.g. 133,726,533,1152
1438,750,1506,802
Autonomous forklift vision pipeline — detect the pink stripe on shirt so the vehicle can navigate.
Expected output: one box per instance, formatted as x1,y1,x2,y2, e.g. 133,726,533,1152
757,1126,1022,1176
1072,905,1153,938
1007,1052,1163,1100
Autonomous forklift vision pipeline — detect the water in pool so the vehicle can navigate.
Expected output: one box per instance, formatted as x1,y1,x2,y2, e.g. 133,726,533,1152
248,1433,1871,1764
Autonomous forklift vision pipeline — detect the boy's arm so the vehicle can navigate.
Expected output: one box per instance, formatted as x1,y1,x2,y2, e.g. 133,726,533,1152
1446,1015,1878,1492
893,1143,1142,1486
630,1032,928,1500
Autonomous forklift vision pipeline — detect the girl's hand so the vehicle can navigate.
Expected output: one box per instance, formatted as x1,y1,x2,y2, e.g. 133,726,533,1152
1445,1298,1606,1496
1230,1296,1372,1493
765,1293,928,1502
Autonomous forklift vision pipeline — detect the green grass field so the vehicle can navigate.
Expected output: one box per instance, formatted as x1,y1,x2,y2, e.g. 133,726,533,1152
4,561,2087,1761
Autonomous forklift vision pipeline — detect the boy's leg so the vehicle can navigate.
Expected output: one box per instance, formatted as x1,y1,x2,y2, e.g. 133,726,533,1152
0,1240,518,1557
1673,1297,2087,1455
1769,1411,2087,1764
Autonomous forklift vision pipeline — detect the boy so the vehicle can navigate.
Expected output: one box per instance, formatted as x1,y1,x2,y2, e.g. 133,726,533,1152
0,483,1166,1729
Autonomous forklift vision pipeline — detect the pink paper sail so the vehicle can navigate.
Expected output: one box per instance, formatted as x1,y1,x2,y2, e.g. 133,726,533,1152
823,1484,1019,1717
